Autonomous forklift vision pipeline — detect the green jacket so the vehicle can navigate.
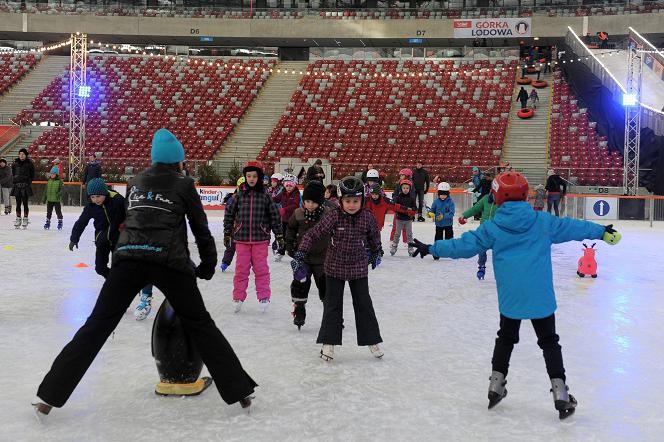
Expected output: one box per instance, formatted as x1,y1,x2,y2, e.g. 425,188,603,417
462,194,497,224
43,178,63,203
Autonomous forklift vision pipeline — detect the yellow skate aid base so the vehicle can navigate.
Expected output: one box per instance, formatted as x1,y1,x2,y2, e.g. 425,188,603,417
155,376,213,396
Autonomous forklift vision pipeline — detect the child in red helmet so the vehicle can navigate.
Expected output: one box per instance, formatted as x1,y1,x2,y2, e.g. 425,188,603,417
390,178,417,256
409,172,622,420
224,161,284,313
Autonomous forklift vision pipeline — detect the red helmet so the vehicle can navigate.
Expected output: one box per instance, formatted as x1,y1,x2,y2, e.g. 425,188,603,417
399,178,413,188
244,160,263,170
491,172,529,206
399,168,413,177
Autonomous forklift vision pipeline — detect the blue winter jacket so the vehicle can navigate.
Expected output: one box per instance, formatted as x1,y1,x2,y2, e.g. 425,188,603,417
429,201,606,319
429,197,455,227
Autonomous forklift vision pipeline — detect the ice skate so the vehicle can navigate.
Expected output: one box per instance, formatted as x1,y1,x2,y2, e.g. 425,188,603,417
57,219,63,230
14,217,21,229
233,300,243,313
134,293,153,321
274,253,283,262
4,206,10,215
220,262,230,272
477,266,486,280
43,219,50,230
31,399,52,423
239,395,254,413
259,299,270,313
292,303,306,330
21,217,29,229
487,371,507,409
408,247,415,256
389,244,397,256
550,378,577,420
369,344,384,359
320,344,334,361
417,215,425,222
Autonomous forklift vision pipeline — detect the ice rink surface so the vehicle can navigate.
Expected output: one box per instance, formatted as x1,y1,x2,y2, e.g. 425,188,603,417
1,207,663,442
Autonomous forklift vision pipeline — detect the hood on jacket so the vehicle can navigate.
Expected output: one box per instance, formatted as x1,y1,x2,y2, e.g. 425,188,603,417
493,201,538,234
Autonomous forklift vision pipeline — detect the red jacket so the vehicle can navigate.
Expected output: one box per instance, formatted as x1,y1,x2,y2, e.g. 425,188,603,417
364,195,392,231
273,188,301,222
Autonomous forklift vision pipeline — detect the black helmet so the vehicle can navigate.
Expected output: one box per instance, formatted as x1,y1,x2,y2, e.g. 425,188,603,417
338,176,364,199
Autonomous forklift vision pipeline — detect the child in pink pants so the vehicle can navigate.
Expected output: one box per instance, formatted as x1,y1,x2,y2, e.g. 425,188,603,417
223,161,283,313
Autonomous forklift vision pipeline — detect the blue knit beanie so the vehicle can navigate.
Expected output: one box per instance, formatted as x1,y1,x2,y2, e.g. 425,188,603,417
151,128,185,165
87,178,109,196
49,166,59,174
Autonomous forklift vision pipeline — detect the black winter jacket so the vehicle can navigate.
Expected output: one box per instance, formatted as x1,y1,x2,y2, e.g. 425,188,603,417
545,174,567,194
411,167,430,191
392,191,417,221
285,206,331,266
0,165,12,188
11,158,35,197
82,161,102,184
71,191,126,246
113,165,217,275
224,185,282,243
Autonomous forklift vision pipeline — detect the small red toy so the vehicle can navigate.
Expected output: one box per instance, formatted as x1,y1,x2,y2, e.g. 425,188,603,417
577,243,598,278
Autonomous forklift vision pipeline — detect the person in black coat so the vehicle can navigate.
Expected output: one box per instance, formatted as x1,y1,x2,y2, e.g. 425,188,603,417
517,87,529,109
306,159,326,185
69,178,126,278
411,161,430,222
81,154,102,201
34,129,256,419
11,148,35,227
545,170,567,217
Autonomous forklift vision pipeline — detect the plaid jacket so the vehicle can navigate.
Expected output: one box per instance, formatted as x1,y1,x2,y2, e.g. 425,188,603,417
298,207,381,281
224,186,282,243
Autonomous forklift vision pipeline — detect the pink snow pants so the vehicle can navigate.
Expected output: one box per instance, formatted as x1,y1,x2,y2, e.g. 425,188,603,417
233,241,271,302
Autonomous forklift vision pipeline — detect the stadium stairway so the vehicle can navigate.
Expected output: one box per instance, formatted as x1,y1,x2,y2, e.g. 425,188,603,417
213,60,309,176
502,71,553,186
0,56,70,160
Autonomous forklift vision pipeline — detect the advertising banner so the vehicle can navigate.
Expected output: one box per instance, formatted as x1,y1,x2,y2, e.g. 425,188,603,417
197,186,227,209
453,18,531,38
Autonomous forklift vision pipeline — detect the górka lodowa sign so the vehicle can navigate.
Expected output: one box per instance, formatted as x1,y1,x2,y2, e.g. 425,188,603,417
453,18,531,38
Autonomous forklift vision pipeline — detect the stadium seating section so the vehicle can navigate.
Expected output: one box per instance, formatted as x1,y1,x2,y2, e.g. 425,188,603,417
549,73,623,186
16,56,275,170
0,53,39,96
259,59,517,181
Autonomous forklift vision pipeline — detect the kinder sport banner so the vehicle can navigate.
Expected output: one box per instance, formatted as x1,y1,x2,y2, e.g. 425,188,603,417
453,18,532,38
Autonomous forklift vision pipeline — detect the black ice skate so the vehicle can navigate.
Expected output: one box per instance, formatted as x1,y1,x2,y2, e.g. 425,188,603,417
239,395,254,412
487,371,507,409
550,378,577,420
57,219,63,230
292,303,306,330
44,219,51,230
31,400,53,423
477,266,486,280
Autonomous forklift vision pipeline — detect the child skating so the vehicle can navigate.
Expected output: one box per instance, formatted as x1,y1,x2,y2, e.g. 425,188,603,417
33,129,256,419
532,184,546,211
292,176,384,361
428,182,455,254
458,177,498,280
42,167,64,230
272,173,300,261
390,179,417,256
410,172,622,419
285,181,330,329
224,161,283,313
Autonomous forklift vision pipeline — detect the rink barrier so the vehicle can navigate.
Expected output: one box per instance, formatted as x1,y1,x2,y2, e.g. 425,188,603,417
25,181,664,226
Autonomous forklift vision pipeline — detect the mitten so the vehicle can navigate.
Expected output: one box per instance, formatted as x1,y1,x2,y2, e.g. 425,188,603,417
409,239,432,259
602,224,621,245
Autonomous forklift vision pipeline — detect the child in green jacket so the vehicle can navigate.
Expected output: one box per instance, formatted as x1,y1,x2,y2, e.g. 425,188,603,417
43,167,63,230
458,175,497,280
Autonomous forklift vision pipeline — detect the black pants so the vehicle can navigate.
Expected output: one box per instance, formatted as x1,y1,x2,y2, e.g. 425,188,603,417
95,241,113,278
520,99,528,109
415,189,426,215
46,202,63,220
317,277,382,346
435,225,454,241
544,62,551,73
273,221,288,255
15,194,29,217
291,263,326,303
491,313,566,381
37,260,257,408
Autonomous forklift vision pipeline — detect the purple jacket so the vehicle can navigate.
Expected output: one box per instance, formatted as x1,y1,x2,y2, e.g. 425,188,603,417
274,188,301,222
298,207,381,281
224,187,282,243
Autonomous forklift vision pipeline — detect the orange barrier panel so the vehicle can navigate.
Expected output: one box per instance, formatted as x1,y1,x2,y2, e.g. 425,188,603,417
0,125,19,149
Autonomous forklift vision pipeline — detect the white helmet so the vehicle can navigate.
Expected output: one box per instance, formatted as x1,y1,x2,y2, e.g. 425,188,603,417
366,169,379,179
282,173,298,185
437,182,451,192
271,172,283,181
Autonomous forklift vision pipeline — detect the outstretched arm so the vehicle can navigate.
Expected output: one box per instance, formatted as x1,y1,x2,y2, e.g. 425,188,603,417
547,214,605,244
430,223,494,259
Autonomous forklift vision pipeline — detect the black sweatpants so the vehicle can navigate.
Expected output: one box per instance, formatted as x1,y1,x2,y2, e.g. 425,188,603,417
317,276,382,346
95,240,113,278
491,313,566,381
46,202,63,220
37,260,257,408
435,225,454,241
291,263,326,303
415,189,426,215
15,194,29,217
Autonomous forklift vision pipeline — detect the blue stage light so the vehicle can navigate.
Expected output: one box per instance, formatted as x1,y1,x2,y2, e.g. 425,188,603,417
622,93,637,106
78,85,91,98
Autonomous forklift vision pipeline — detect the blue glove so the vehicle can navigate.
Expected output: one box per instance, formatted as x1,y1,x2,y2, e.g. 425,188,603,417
409,239,431,259
368,250,381,270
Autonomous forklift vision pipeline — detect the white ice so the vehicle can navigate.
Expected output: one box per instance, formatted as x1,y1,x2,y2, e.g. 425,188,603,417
1,208,663,441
